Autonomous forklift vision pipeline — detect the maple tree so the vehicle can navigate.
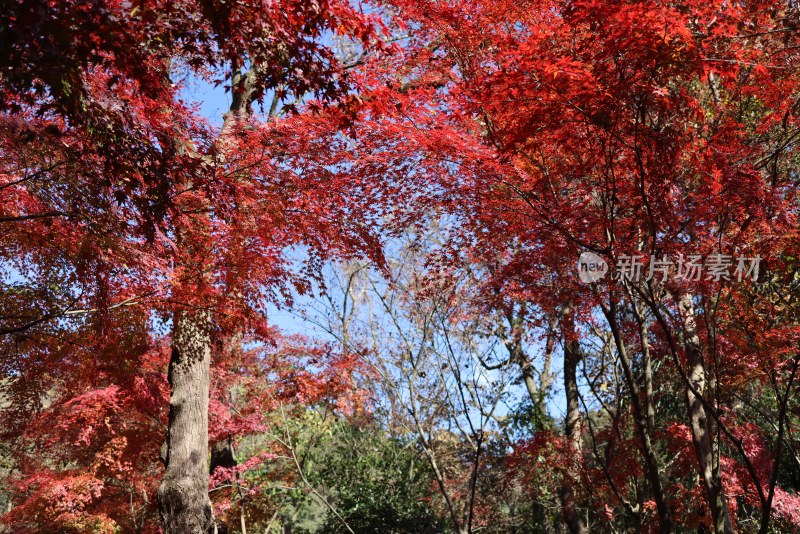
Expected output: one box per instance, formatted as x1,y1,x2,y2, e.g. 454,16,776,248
3,0,800,533
307,0,800,531
1,1,385,532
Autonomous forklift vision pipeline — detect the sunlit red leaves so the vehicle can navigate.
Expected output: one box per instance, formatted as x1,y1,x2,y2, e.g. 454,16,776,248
1,340,168,532
329,0,800,529
209,333,372,440
2,471,117,533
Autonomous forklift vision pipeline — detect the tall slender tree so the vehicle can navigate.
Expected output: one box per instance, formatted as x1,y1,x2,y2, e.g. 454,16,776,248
1,2,384,531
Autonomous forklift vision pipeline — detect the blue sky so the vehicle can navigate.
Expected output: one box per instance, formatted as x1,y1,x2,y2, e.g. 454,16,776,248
180,69,570,434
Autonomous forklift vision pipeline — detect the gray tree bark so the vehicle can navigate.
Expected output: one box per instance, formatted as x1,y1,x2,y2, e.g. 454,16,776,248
677,293,734,534
157,308,214,533
156,64,259,533
559,309,588,534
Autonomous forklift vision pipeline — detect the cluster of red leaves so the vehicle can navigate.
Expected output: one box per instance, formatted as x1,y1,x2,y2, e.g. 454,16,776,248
0,0,388,339
1,0,388,530
0,324,370,531
2,0,800,530
1,308,168,532
209,333,373,441
318,0,800,529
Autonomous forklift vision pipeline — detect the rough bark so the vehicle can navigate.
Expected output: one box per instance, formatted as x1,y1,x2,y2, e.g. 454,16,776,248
157,308,214,534
677,293,734,534
157,66,258,533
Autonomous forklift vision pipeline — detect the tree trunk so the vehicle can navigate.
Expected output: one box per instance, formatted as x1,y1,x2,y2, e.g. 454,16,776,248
606,301,674,533
155,64,258,534
677,293,734,534
158,308,214,533
560,310,588,534
518,318,554,425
